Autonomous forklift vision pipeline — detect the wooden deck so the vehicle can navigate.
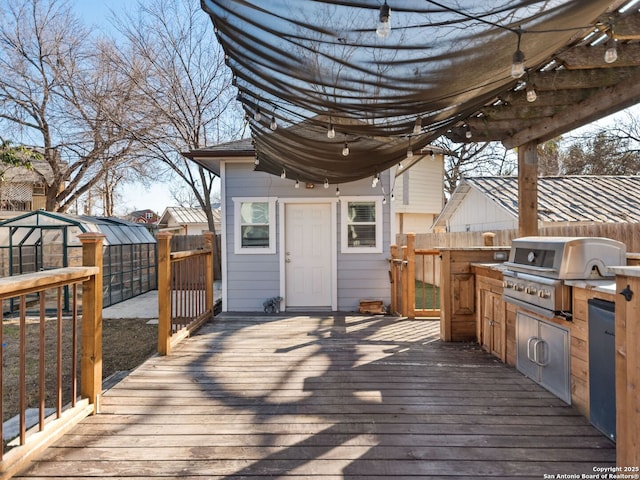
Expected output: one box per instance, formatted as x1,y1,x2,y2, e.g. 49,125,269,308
15,315,615,479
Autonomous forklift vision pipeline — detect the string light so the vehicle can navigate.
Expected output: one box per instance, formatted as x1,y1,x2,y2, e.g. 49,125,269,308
342,142,350,156
335,186,340,196
372,173,380,188
270,115,278,130
254,108,262,122
383,196,387,205
604,36,618,63
376,1,391,38
391,192,395,201
526,82,537,102
465,125,472,139
295,179,299,189
324,178,329,189
254,156,259,165
398,162,403,170
406,139,413,159
281,169,286,179
429,150,435,161
511,29,525,78
327,121,335,139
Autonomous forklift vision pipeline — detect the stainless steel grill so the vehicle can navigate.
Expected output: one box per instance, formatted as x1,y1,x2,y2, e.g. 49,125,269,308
502,236,626,319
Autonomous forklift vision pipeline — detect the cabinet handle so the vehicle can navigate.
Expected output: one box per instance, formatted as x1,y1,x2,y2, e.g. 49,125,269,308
535,339,549,367
527,336,538,362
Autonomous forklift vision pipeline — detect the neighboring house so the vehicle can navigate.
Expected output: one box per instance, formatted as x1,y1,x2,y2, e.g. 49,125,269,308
392,148,445,234
432,176,640,233
184,139,443,314
0,160,52,220
158,206,221,235
126,209,160,225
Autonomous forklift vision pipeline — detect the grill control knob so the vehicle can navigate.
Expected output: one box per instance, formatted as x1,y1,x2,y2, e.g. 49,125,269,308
514,283,524,292
503,280,514,288
525,286,537,295
538,289,551,299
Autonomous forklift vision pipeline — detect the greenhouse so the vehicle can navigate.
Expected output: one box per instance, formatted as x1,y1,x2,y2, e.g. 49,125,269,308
0,210,157,310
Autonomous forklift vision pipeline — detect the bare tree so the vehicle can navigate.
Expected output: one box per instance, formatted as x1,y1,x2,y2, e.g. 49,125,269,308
434,138,516,197
111,0,242,234
0,0,153,212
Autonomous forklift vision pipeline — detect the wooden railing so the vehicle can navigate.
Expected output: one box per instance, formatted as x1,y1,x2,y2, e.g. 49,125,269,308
389,233,441,319
157,232,214,355
0,233,104,480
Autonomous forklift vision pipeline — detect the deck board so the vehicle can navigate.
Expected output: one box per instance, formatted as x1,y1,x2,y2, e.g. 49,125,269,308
14,315,615,479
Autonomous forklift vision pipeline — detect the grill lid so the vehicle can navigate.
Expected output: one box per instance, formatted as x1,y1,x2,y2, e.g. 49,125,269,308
504,236,626,280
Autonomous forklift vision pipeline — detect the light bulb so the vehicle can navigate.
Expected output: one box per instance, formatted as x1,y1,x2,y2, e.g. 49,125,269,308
324,178,329,189
526,84,537,102
398,162,403,170
281,169,286,179
270,116,277,130
406,147,413,159
335,186,340,196
327,122,335,139
254,156,259,165
604,38,618,63
429,150,435,161
342,142,350,156
372,174,379,188
465,126,472,139
511,49,525,78
383,196,387,205
413,117,422,135
295,179,299,189
376,2,391,38
254,108,262,122
391,192,395,201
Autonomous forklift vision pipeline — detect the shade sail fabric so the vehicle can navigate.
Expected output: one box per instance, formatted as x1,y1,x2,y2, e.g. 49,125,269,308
200,0,616,183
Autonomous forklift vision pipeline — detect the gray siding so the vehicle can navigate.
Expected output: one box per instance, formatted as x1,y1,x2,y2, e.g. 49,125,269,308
223,161,391,312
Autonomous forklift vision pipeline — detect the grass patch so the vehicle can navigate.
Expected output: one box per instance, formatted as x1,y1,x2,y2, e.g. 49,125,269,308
415,280,440,310
2,317,157,423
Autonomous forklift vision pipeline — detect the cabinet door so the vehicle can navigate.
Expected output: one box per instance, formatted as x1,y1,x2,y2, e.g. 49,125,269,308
539,321,571,404
481,290,492,352
516,312,540,381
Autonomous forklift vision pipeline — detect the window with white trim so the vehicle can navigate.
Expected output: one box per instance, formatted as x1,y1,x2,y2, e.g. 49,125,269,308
341,196,383,253
234,197,276,254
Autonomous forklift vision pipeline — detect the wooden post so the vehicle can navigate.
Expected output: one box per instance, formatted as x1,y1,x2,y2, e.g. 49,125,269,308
406,233,416,319
517,141,539,237
203,231,214,315
78,233,105,415
157,232,172,356
390,245,398,315
482,232,496,246
401,245,409,318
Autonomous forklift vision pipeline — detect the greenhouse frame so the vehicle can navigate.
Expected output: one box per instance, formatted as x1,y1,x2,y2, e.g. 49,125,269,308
0,211,157,310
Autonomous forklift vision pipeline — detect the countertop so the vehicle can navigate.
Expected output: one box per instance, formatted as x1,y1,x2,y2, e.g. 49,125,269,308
564,278,616,295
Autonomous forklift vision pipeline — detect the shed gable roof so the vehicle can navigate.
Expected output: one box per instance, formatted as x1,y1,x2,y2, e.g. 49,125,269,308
159,207,221,226
435,175,640,228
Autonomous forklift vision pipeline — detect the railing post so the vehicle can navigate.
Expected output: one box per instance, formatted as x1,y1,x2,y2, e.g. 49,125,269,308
78,233,105,415
407,233,416,319
203,231,214,315
157,231,172,356
390,244,398,316
401,245,409,317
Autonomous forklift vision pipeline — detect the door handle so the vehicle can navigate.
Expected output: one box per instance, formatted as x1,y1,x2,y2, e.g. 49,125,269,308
535,339,549,366
527,336,537,362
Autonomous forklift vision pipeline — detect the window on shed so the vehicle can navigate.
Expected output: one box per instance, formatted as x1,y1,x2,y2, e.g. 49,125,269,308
341,197,383,253
234,198,276,254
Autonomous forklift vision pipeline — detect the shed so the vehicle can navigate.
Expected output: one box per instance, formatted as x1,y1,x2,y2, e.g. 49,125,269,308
158,206,221,235
432,176,640,233
0,211,157,309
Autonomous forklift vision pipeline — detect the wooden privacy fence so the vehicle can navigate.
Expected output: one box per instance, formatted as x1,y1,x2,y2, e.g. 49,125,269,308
389,233,441,319
0,233,104,480
157,232,215,355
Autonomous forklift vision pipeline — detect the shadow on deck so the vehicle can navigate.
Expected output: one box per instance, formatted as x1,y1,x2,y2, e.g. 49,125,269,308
15,314,614,479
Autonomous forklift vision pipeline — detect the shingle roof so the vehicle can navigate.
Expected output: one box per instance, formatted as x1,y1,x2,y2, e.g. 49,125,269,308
461,176,640,223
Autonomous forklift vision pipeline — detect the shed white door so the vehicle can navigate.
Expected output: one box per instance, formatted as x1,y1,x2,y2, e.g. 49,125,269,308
285,203,332,309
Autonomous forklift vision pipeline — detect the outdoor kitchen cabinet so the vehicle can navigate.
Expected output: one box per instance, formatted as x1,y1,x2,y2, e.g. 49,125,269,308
516,311,571,404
